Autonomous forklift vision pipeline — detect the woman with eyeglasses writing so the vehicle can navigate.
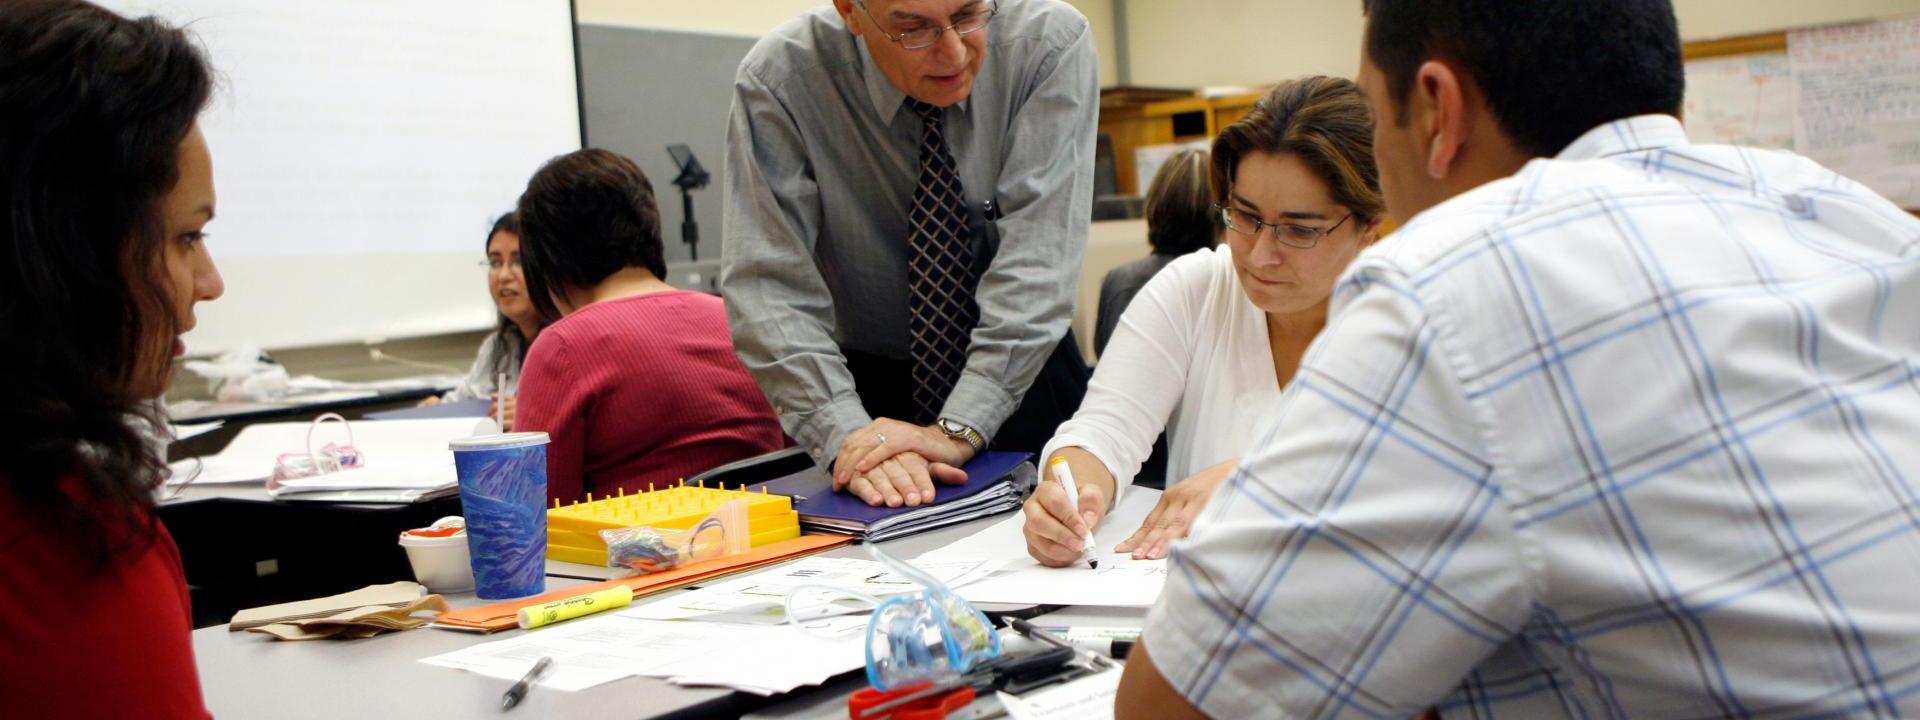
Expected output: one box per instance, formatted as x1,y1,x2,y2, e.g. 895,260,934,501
1024,76,1388,566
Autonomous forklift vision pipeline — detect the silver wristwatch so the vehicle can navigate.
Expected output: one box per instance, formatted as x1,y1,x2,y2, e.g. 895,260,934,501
937,417,985,454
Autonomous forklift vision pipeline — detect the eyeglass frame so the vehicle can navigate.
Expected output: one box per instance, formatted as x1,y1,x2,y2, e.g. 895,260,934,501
854,0,999,51
1213,203,1355,250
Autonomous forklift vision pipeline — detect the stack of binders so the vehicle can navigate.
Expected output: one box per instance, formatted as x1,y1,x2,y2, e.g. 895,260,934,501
753,451,1035,543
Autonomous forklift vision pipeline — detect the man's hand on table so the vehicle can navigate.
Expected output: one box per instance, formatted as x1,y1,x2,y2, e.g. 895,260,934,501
830,418,974,507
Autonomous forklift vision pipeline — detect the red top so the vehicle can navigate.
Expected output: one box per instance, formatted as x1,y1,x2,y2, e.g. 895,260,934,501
517,290,789,502
0,478,208,719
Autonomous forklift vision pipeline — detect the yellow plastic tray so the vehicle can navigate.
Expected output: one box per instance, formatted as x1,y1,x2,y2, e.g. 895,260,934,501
545,482,801,564
547,524,804,566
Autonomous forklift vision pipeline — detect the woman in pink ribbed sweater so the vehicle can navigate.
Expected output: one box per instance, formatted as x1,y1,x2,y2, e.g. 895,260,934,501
511,149,788,503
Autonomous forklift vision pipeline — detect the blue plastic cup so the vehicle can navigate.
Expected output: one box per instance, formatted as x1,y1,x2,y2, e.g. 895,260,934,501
449,432,549,599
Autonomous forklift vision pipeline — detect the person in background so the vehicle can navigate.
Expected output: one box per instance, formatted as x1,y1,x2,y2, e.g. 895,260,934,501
1093,149,1219,357
722,0,1099,508
0,1,224,715
1024,77,1385,567
514,149,787,503
418,213,539,430
1117,0,1920,716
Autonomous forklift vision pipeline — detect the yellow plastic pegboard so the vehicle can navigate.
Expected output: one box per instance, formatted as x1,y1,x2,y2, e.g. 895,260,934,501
545,481,800,565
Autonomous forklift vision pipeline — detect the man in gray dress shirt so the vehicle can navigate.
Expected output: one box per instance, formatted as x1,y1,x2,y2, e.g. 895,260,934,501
722,0,1096,507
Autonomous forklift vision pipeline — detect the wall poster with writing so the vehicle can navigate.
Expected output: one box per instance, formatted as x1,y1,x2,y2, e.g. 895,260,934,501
1791,16,1920,209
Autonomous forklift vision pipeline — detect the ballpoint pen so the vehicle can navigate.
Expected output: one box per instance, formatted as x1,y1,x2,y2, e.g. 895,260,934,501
501,655,554,710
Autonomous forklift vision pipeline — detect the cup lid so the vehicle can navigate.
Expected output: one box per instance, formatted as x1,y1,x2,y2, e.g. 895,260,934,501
448,431,550,451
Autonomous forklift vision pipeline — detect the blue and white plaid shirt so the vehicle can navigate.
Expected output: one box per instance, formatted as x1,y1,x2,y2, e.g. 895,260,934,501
1146,115,1920,719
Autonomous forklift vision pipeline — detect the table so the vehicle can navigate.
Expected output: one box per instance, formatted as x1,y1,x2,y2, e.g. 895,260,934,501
161,481,463,628
191,514,1148,719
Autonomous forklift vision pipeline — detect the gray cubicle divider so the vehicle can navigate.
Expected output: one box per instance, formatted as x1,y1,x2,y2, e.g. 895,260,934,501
578,24,757,274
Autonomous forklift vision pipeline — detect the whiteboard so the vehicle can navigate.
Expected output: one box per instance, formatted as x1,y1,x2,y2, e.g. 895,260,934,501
96,1,583,353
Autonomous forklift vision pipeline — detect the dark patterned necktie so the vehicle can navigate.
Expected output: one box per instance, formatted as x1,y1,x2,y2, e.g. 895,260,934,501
905,98,980,425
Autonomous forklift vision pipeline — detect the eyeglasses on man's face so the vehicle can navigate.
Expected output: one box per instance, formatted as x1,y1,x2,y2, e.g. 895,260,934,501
1215,204,1354,250
856,0,997,50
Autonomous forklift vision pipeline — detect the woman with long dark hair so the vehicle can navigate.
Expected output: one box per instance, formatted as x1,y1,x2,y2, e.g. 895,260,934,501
0,1,223,715
420,213,539,429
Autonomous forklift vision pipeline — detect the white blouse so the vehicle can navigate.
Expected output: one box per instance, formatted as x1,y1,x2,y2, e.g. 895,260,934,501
442,330,523,403
1041,247,1284,504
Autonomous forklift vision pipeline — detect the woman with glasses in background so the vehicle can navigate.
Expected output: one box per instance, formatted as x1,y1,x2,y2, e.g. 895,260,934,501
418,213,539,430
1023,76,1387,567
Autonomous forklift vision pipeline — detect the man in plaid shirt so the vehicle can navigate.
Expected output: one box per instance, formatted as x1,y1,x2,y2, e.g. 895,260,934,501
1118,0,1920,717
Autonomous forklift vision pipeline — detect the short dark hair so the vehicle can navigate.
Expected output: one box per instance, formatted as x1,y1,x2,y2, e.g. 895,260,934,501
1362,0,1684,157
1143,149,1219,256
1210,76,1386,225
515,149,668,323
0,0,212,568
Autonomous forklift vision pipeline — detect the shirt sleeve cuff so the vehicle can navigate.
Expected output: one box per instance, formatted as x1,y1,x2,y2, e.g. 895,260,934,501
790,396,872,468
1038,434,1127,509
940,372,1017,445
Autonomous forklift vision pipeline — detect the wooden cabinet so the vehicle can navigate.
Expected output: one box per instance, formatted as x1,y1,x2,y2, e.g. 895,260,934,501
1097,87,1273,195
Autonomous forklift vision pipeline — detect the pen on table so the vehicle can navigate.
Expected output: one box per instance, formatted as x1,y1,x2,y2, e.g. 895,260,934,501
1005,616,1116,670
1038,626,1141,659
1047,458,1099,569
501,655,553,710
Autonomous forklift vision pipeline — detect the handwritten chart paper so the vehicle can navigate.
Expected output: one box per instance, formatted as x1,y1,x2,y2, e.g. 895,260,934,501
1791,16,1920,208
1683,53,1795,149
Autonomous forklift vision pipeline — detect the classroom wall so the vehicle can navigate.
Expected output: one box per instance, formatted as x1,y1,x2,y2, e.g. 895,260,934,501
1674,0,1920,41
1123,0,1364,89
577,25,756,271
574,0,1122,87
1120,0,1920,89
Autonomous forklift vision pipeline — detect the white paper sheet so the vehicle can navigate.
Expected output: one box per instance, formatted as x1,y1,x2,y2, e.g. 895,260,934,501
916,489,1169,607
658,616,868,695
167,458,268,486
419,616,711,691
168,421,225,443
918,488,1161,564
420,614,869,695
955,555,1167,608
621,556,995,622
287,374,459,393
214,417,496,461
999,668,1123,720
167,417,495,490
269,459,457,492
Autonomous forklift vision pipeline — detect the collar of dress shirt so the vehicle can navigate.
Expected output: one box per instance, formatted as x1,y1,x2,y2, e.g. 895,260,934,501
1555,113,1692,162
